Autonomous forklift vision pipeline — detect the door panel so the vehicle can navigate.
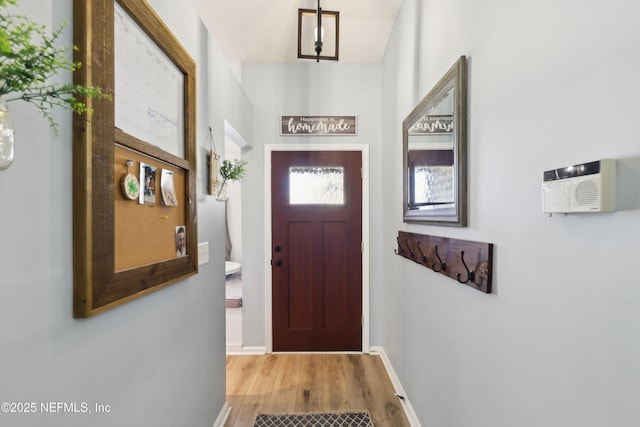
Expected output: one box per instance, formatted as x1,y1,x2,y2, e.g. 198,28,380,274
322,221,348,329
288,221,314,329
272,151,362,351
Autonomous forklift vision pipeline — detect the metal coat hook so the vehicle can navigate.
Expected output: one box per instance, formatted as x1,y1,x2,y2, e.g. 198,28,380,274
456,250,475,284
416,241,427,263
394,237,404,256
395,230,493,294
431,245,446,272
406,238,416,260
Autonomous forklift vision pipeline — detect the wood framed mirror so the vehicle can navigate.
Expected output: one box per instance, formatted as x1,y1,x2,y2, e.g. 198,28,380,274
403,55,467,226
72,0,197,317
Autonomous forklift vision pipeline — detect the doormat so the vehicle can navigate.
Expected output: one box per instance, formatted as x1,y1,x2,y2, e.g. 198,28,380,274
253,411,373,427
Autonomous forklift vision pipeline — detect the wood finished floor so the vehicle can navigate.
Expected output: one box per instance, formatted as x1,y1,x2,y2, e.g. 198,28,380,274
225,353,410,427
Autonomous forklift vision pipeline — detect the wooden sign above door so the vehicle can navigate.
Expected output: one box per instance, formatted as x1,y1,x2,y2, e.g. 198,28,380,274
281,115,357,136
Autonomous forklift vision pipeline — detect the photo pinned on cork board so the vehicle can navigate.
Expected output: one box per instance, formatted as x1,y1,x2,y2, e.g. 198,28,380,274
139,162,157,206
161,168,178,206
175,225,187,257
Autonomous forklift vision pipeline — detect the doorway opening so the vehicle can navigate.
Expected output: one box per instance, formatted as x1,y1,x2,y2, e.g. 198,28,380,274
224,121,249,353
264,144,370,353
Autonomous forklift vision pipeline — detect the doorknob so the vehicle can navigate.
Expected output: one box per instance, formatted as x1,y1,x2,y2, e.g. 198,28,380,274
274,245,282,252
274,260,282,267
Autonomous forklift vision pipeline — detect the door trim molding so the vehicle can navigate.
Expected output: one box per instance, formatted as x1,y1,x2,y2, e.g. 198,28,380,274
264,144,370,353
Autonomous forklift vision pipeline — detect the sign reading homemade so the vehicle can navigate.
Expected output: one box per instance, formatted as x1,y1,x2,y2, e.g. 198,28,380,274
281,116,357,136
409,115,453,135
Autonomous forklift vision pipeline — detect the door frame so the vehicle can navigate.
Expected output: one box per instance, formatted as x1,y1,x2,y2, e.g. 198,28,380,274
264,144,370,353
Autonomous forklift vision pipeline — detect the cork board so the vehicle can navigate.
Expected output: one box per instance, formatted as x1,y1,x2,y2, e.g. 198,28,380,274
73,0,198,318
114,144,186,271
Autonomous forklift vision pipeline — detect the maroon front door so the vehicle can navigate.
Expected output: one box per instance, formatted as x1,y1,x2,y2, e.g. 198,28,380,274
271,151,362,351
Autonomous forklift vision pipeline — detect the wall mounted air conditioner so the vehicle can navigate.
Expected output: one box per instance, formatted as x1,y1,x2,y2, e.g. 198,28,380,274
542,159,616,213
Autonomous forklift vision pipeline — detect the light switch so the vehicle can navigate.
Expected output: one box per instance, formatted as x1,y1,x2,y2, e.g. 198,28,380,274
198,242,209,266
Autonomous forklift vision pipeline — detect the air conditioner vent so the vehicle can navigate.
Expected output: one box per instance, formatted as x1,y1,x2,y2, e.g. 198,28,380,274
575,180,599,205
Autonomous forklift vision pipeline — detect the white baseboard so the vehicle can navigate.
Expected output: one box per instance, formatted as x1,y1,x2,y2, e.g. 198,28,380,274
226,345,267,355
369,346,422,427
212,401,231,427
225,344,243,354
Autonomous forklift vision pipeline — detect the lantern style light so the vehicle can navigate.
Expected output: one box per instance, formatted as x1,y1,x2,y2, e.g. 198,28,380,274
297,0,339,62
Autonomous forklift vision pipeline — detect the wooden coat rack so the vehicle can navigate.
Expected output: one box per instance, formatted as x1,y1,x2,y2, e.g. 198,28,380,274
395,231,494,293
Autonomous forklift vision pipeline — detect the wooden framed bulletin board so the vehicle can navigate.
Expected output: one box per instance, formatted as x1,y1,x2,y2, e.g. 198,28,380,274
72,0,197,317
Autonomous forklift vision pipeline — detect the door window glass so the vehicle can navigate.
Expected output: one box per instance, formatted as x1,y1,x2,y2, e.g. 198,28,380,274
289,166,344,204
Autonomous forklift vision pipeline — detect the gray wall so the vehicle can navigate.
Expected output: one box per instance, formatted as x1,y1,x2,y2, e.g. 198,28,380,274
240,63,383,347
0,0,252,426
4,0,638,425
381,0,640,426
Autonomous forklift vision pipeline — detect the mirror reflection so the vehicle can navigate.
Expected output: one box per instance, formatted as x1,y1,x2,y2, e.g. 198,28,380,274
403,56,467,226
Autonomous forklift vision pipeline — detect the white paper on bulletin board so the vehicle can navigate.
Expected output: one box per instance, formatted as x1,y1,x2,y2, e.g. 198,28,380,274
114,2,185,158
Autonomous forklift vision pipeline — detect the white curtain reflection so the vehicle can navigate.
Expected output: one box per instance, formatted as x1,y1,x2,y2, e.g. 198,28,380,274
414,166,454,204
289,166,344,205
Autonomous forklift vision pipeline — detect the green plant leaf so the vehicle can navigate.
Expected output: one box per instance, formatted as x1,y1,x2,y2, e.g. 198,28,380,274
0,0,110,131
219,159,248,181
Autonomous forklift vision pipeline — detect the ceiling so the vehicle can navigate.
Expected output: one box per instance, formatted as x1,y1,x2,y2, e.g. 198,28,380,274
190,0,403,76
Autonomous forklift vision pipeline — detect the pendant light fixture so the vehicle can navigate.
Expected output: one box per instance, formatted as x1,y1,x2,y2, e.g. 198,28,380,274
297,0,339,62
314,0,323,60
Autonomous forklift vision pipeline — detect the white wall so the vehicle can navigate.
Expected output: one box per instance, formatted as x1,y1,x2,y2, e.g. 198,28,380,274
240,62,383,348
0,0,251,426
381,0,640,426
224,137,243,263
